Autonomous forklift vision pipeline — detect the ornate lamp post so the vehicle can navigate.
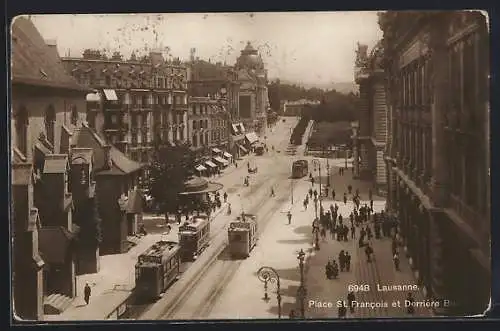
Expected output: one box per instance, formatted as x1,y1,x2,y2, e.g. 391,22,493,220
297,249,307,318
312,159,322,210
257,266,282,319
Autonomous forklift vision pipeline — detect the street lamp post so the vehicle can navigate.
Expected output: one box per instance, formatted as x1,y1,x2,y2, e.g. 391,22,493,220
326,160,330,187
297,249,307,318
291,177,294,204
257,266,282,319
312,218,320,251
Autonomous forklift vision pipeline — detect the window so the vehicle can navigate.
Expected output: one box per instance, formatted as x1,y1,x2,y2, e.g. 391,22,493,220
142,95,148,106
15,106,28,155
45,105,56,145
192,104,196,115
192,135,197,147
111,115,117,124
199,120,203,129
193,121,198,130
105,76,111,86
71,105,78,125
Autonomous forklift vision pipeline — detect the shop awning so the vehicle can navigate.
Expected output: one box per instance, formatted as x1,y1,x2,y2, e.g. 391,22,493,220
238,144,248,153
213,156,229,166
103,89,118,101
196,165,207,171
212,148,222,154
245,132,259,145
86,92,101,102
223,152,232,159
231,124,240,135
205,161,217,168
238,123,246,133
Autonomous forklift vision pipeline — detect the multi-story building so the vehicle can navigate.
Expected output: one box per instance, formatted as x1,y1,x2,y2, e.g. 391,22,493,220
61,50,189,165
11,17,91,319
379,11,490,315
283,99,321,117
354,41,388,194
188,96,230,154
188,57,240,158
235,42,269,137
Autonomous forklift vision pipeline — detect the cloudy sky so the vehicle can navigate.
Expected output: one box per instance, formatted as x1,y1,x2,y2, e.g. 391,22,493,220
30,12,382,87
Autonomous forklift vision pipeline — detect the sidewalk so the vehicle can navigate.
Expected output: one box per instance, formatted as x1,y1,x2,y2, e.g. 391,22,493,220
304,170,432,319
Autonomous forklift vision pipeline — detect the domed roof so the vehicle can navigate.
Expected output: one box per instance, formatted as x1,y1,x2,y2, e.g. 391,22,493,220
236,42,264,70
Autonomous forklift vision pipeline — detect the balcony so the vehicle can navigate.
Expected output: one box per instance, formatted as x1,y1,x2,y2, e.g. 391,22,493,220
128,104,153,112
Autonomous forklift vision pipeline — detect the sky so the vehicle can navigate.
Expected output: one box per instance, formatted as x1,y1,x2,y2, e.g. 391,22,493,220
29,12,383,88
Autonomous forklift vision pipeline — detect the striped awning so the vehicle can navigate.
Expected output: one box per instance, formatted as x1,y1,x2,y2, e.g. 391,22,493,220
238,144,248,153
245,132,259,145
195,165,207,171
223,152,232,159
205,161,217,168
212,148,222,154
103,89,118,101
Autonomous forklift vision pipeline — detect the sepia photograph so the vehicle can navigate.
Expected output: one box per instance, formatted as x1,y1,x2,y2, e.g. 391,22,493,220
9,11,490,321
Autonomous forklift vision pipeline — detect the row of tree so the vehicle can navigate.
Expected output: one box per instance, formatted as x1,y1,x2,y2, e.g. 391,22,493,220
290,115,311,145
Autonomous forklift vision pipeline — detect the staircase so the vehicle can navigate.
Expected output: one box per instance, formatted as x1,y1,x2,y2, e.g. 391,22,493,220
43,293,73,315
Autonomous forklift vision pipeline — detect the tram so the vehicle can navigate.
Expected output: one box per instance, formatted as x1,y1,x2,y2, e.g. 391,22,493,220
292,159,309,178
227,213,258,258
178,215,211,261
134,241,181,301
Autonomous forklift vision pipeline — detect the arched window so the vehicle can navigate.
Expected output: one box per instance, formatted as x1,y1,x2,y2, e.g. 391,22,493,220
15,106,29,155
45,105,56,145
71,105,78,125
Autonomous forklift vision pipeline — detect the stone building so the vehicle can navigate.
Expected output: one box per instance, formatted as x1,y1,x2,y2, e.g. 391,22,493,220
235,42,269,137
188,57,240,161
11,17,90,319
61,50,189,165
379,11,490,315
354,41,388,194
283,99,321,117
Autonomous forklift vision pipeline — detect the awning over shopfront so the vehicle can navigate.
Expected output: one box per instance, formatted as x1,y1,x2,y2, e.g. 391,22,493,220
103,89,118,101
212,148,222,154
205,161,218,168
196,164,207,171
238,144,248,153
245,132,259,145
213,156,229,166
86,92,101,102
231,124,240,135
223,152,232,159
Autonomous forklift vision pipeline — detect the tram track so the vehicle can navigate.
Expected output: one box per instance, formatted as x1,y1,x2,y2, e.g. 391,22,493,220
162,154,291,319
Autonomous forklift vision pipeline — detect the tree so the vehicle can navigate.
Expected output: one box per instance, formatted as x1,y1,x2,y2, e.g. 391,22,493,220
148,139,197,218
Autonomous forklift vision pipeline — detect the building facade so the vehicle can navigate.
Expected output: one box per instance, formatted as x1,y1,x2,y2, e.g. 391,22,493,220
379,11,490,315
188,96,230,153
354,42,388,194
61,50,189,165
283,99,320,117
235,42,269,136
11,17,90,319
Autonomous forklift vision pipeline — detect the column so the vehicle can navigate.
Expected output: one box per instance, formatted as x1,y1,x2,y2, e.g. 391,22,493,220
430,16,449,207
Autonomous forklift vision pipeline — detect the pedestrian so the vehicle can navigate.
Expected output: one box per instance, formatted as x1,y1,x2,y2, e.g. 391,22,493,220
270,186,275,197
332,189,336,200
338,301,347,318
84,282,91,305
392,238,398,255
365,244,373,263
309,188,313,198
348,184,352,195
347,291,356,314
303,199,308,210
350,225,356,239
325,187,329,198
339,250,345,272
406,293,415,315
370,199,374,211
343,193,347,205
368,189,373,201
289,309,296,319
223,192,228,203
393,252,400,271
313,189,318,199
287,211,292,225
345,252,351,272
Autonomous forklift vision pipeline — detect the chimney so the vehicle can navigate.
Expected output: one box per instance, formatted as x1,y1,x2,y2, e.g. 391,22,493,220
150,49,164,66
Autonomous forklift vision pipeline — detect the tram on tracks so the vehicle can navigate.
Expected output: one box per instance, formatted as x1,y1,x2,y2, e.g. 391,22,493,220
178,214,211,261
134,241,181,301
292,159,309,178
227,213,258,258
